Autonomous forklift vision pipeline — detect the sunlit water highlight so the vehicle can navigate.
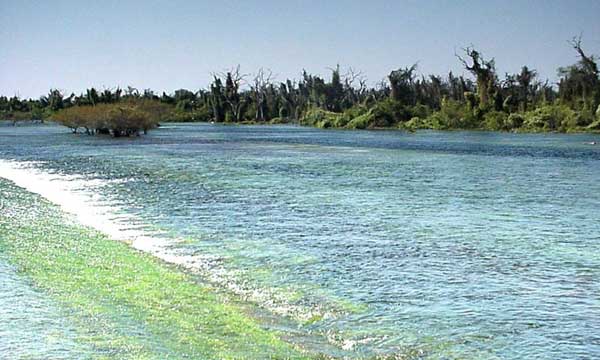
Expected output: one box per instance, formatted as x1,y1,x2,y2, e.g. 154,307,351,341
1,122,600,358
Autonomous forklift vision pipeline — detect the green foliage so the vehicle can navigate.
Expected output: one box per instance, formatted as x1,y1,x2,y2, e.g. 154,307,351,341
345,112,372,129
483,111,508,131
279,106,289,119
269,117,293,124
388,65,417,105
585,105,600,131
337,105,368,128
409,103,433,119
344,99,411,129
3,37,599,134
505,113,525,130
166,107,212,122
521,104,578,132
423,98,477,129
300,107,343,128
457,47,497,107
400,117,422,131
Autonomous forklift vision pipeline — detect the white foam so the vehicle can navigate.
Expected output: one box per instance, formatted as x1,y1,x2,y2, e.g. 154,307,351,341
0,159,332,323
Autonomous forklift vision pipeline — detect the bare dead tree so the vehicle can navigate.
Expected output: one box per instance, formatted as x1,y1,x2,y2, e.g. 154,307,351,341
251,68,274,121
456,46,497,107
569,35,599,76
342,67,368,104
216,65,250,121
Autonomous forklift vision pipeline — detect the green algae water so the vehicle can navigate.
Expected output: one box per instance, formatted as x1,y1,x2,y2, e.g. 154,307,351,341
0,257,96,359
0,178,313,359
1,122,600,359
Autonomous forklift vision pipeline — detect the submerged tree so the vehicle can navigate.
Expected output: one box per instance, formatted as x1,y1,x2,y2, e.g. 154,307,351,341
52,100,168,136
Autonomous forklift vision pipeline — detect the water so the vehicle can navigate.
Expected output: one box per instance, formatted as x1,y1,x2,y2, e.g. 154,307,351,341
0,257,95,359
1,122,600,358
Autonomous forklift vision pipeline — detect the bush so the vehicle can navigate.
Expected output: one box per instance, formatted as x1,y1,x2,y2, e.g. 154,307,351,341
422,112,448,130
3,111,36,125
345,111,372,129
408,103,432,120
166,107,211,122
400,117,422,131
133,99,174,124
370,99,411,126
505,113,525,130
339,105,368,128
483,111,508,131
52,101,169,136
589,105,600,130
586,120,600,131
423,98,476,129
268,117,293,124
300,107,342,128
345,99,411,129
522,104,576,132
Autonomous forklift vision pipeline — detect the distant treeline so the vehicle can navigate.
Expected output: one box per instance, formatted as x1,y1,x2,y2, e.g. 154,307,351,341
2,36,599,134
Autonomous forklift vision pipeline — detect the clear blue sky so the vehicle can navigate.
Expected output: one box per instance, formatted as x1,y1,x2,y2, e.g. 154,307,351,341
1,0,599,98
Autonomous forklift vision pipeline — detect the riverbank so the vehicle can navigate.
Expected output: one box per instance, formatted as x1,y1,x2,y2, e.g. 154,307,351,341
0,178,314,359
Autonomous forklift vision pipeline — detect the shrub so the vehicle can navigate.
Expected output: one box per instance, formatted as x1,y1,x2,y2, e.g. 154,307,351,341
345,99,411,129
400,117,422,131
167,108,211,122
422,112,448,130
3,111,36,125
483,111,508,131
408,103,432,120
586,120,600,131
522,104,576,132
423,98,477,129
369,98,411,126
52,101,169,136
339,105,368,128
300,107,342,128
134,99,174,123
345,111,372,129
278,107,289,119
589,105,600,130
268,117,293,124
505,113,525,130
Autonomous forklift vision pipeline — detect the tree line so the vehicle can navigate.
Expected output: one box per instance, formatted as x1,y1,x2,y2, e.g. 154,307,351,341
1,36,599,135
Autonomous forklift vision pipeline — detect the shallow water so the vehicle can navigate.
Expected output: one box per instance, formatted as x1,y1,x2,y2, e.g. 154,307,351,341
0,257,94,359
1,122,600,358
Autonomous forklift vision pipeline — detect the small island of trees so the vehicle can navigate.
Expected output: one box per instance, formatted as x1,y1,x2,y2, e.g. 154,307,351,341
51,100,170,137
1,37,599,136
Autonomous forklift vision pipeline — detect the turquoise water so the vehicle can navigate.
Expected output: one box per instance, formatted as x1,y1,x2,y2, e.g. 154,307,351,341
0,257,95,359
1,122,600,358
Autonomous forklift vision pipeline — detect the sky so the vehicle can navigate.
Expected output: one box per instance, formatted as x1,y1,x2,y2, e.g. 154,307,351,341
1,0,599,99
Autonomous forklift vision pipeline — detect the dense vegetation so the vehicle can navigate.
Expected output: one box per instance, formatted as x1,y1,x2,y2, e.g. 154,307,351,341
51,100,171,136
2,37,599,134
